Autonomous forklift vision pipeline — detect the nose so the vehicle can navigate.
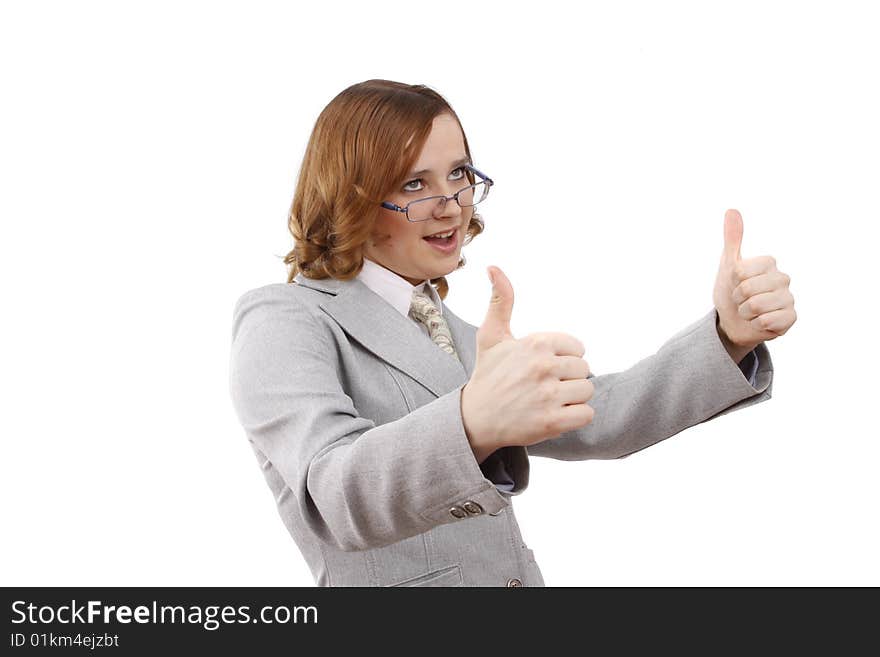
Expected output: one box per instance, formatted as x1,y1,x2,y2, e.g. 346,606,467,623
431,187,463,222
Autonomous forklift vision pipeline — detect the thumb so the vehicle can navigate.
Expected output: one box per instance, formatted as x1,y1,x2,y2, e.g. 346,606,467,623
722,208,744,264
477,265,515,352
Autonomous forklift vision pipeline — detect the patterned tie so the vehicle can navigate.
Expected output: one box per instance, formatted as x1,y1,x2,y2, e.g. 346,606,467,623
409,289,458,358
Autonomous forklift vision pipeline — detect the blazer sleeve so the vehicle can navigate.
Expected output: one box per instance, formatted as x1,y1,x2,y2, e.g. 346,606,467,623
228,289,512,553
526,307,774,461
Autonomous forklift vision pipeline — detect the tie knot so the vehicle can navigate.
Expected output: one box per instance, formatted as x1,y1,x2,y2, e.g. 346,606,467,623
409,289,441,323
409,288,458,358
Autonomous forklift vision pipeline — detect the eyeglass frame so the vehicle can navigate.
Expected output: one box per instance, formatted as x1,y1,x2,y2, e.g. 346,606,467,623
380,164,495,222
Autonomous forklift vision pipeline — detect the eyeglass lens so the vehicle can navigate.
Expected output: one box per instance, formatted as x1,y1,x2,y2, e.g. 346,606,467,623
407,182,489,221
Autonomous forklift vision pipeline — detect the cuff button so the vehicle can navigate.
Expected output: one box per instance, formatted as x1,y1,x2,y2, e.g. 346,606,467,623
463,501,484,515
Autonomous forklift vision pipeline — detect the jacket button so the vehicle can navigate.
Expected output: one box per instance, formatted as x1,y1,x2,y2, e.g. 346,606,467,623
463,501,483,515
449,505,467,519
507,578,523,587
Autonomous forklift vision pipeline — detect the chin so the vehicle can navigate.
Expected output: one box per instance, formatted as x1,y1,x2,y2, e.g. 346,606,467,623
434,263,460,279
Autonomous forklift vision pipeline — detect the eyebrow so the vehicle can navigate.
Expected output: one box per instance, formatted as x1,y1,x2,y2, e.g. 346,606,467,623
406,156,471,179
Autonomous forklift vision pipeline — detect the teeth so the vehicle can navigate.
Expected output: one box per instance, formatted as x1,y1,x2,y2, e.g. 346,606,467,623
427,230,455,238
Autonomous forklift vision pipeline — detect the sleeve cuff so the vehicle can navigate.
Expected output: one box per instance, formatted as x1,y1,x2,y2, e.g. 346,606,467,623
480,451,516,492
738,348,760,387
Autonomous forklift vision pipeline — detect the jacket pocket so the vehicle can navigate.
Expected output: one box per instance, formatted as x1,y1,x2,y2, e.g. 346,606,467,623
386,564,463,587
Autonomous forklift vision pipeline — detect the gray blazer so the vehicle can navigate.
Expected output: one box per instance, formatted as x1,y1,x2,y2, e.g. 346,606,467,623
228,272,773,587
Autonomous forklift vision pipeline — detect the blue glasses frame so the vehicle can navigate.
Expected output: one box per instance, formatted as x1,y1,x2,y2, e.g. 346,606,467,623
380,164,495,222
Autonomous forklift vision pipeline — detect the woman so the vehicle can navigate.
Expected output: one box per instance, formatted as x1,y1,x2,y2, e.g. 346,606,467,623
228,79,778,587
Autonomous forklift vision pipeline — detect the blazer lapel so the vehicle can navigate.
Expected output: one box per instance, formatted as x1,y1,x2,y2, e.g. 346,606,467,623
294,273,471,398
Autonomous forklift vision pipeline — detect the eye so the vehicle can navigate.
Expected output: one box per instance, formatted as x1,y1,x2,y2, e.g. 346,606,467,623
402,165,468,193
403,178,423,193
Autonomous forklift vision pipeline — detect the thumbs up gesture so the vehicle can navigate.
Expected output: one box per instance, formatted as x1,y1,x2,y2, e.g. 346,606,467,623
461,266,595,463
712,209,797,357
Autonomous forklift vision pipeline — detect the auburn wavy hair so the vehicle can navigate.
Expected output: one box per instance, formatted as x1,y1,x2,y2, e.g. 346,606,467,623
283,79,485,300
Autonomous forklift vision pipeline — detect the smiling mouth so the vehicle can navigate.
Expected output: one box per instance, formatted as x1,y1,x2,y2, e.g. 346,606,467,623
423,228,457,240
422,228,458,249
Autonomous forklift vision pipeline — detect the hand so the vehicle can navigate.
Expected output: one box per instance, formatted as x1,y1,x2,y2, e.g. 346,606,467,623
460,266,594,462
712,209,797,354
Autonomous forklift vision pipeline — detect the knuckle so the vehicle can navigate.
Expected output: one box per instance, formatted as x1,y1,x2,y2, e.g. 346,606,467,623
530,357,552,379
525,333,546,351
542,414,561,436
537,382,555,404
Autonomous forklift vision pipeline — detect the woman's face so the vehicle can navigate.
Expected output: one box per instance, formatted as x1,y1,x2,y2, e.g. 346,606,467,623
364,112,474,286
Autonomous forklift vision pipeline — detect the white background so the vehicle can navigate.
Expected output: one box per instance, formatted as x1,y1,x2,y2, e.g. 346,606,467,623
2,0,877,587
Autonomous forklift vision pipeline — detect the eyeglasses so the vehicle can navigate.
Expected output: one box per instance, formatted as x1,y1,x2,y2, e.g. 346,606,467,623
380,164,494,222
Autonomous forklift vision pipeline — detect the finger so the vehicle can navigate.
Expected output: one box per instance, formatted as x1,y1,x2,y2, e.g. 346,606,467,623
750,307,795,335
723,209,744,264
557,378,595,405
733,255,778,281
737,290,793,321
732,271,789,305
527,332,586,358
553,401,595,434
478,265,515,350
552,355,592,380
